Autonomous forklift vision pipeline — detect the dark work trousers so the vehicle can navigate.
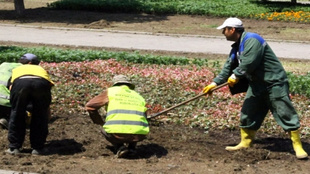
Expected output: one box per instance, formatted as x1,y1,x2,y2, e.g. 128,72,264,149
0,105,10,120
9,77,51,150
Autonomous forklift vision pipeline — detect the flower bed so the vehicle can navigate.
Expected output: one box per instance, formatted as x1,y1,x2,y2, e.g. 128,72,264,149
41,59,310,136
252,11,310,23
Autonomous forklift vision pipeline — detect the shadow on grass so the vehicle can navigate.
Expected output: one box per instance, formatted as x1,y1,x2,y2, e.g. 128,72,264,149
0,7,169,25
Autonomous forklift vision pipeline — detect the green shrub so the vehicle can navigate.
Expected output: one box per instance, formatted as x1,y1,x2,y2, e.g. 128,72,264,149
288,72,310,98
48,0,310,18
0,46,209,66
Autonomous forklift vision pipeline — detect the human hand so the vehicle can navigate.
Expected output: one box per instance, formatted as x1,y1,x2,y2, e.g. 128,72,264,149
203,82,217,94
227,74,239,87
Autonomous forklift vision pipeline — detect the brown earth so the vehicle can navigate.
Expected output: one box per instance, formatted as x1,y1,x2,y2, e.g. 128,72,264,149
1,1,310,174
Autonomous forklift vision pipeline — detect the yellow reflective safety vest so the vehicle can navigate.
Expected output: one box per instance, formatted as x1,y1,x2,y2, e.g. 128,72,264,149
11,64,54,85
0,62,22,107
103,85,149,135
0,85,11,107
0,62,22,86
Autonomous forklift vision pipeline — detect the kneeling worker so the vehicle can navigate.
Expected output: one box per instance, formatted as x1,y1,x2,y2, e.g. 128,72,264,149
86,75,149,158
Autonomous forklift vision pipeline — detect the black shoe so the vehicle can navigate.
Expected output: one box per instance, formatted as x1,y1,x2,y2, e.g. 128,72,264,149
128,149,137,157
128,143,137,155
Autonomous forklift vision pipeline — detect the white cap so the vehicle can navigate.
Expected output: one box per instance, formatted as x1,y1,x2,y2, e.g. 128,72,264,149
217,17,243,30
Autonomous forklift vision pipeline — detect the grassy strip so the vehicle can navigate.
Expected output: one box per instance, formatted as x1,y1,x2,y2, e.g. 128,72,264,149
0,46,210,66
48,0,310,18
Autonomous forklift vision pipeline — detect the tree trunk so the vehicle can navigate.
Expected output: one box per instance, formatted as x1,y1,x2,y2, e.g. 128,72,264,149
291,0,297,3
14,0,25,16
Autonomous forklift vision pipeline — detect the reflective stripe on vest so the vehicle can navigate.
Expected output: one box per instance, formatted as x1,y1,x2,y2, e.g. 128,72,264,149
0,94,9,99
0,81,6,86
107,109,146,118
0,85,11,107
104,86,149,134
104,120,149,127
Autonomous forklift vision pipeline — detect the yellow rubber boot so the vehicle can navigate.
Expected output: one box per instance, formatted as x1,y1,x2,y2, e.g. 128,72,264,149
225,128,256,151
289,130,308,159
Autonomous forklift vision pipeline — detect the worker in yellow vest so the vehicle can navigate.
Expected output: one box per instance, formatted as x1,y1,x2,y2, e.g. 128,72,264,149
6,53,54,156
0,61,40,130
0,62,22,129
86,75,149,158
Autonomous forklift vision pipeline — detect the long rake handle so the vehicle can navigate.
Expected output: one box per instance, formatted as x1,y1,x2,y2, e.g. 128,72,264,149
148,82,228,119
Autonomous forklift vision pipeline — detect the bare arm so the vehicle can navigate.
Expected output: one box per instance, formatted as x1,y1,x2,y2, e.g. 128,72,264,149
85,90,109,125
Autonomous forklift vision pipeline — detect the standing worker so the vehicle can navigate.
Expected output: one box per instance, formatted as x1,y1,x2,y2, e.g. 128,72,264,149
203,17,308,159
85,75,149,158
0,62,22,129
6,53,54,155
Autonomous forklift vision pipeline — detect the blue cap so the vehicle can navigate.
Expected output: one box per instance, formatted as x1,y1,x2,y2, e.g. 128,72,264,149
20,53,38,61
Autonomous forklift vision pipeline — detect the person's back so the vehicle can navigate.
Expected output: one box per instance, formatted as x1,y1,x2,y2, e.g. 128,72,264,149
104,85,149,134
11,64,54,83
86,75,149,158
6,53,54,155
236,32,288,87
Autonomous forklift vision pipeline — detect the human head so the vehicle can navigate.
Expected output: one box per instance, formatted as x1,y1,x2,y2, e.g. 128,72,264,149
112,75,135,90
217,17,244,41
18,53,40,65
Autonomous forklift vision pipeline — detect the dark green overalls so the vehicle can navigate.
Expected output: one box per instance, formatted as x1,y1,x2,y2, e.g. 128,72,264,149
213,32,300,131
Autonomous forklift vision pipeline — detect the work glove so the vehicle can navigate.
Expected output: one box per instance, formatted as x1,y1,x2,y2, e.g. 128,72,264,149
227,74,239,87
203,82,217,94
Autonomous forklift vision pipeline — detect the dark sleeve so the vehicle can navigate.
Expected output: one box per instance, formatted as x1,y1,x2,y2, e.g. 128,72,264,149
213,54,233,85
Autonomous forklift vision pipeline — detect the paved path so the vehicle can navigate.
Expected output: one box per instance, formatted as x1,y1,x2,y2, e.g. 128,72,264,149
0,169,38,174
1,24,310,60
